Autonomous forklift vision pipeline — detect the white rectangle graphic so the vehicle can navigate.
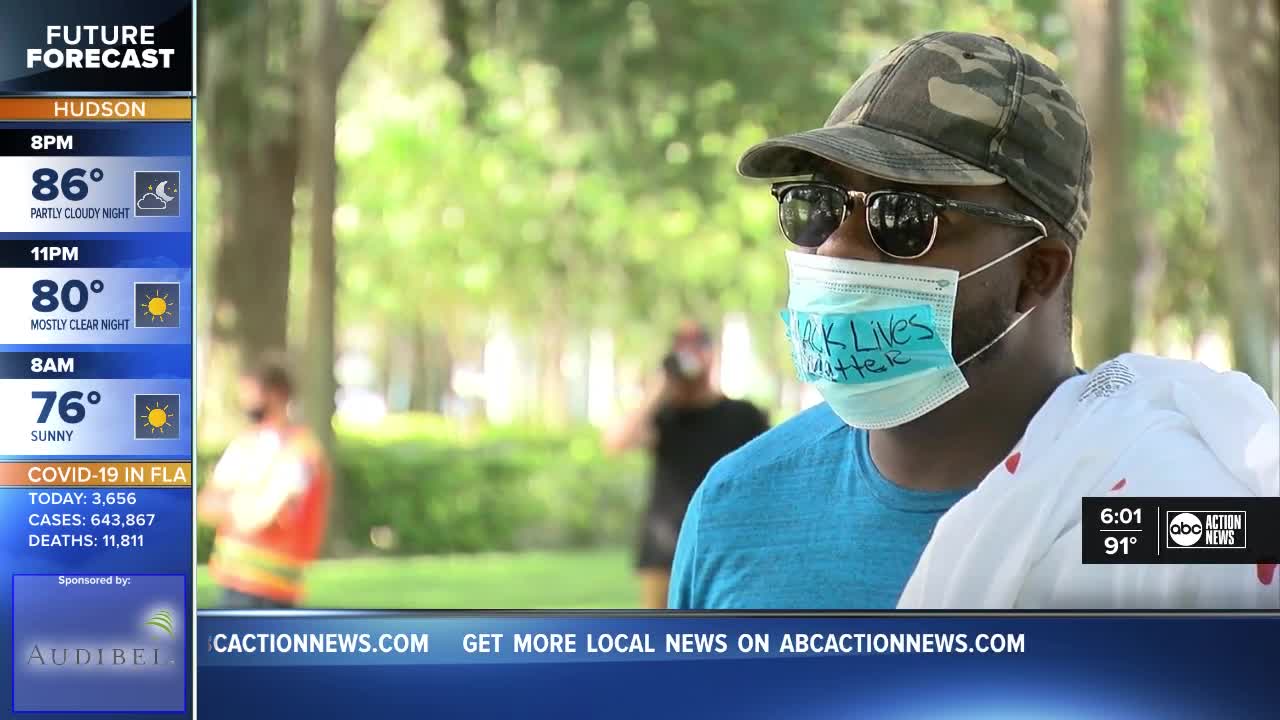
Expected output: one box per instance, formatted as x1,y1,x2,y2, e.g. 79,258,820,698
0,156,190,233
0,379,190,456
0,268,189,344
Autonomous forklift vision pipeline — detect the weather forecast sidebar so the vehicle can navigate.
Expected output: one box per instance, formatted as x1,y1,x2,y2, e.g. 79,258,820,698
0,2,196,716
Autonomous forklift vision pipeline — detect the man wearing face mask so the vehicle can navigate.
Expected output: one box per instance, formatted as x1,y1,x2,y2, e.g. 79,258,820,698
670,32,1278,610
198,356,331,609
605,321,770,608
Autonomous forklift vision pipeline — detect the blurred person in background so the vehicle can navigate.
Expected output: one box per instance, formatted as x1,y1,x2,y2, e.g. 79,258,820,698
198,356,332,609
670,31,1279,610
605,321,770,608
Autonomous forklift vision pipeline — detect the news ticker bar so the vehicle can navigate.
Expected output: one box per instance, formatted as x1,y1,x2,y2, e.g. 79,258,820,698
194,615,1280,720
194,613,1275,667
192,614,1280,712
1082,497,1280,563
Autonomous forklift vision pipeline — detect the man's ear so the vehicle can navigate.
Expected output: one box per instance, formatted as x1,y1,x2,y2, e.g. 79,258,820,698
1017,235,1073,313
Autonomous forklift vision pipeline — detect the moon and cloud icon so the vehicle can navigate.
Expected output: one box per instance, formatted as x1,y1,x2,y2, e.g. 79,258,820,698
137,193,166,210
134,171,181,217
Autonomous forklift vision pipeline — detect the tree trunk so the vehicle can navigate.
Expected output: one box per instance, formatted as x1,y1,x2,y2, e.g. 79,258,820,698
1069,0,1138,368
417,324,453,414
407,317,435,413
441,0,485,125
538,317,570,428
210,144,299,364
1192,0,1280,399
378,318,398,411
203,152,298,441
302,0,343,550
197,0,385,444
198,2,302,435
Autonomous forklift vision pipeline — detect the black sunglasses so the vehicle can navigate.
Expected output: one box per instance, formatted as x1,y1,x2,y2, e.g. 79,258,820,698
770,181,1047,259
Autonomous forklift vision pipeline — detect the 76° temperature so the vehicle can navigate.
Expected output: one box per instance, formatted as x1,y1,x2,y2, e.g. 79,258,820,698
32,391,102,424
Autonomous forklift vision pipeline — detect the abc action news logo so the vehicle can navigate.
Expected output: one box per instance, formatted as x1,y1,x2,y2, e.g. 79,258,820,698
1166,511,1247,549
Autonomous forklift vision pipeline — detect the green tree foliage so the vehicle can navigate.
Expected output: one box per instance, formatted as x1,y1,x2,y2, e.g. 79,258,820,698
198,0,386,437
1069,0,1136,368
334,1,1064,369
199,0,1276,439
1192,0,1280,398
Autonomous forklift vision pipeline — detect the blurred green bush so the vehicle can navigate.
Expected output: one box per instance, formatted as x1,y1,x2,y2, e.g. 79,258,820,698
196,416,646,563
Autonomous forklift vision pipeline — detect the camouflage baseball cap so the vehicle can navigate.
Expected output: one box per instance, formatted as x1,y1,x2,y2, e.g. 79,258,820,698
738,31,1092,241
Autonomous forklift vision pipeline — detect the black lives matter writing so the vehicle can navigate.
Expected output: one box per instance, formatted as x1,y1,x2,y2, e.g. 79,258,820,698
791,307,939,383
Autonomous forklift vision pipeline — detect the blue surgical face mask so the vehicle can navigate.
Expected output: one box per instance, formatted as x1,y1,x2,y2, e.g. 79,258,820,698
781,236,1042,429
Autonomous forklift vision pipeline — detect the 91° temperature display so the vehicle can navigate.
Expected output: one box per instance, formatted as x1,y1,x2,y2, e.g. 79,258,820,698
1083,497,1280,564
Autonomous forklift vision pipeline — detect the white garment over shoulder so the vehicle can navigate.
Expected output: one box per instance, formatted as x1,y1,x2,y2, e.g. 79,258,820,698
210,429,309,533
898,353,1280,609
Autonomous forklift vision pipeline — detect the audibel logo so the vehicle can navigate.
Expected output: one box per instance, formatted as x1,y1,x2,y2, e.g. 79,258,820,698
12,574,185,713
23,605,179,669
145,610,175,637
1166,510,1247,549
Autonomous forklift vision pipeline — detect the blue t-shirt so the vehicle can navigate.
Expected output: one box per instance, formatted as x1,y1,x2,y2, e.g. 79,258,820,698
669,402,970,609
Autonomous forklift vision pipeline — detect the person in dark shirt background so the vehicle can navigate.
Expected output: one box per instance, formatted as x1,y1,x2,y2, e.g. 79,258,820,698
604,320,770,608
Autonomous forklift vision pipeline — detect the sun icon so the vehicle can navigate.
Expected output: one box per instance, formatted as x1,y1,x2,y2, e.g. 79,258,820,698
140,402,173,435
140,289,174,323
135,395,180,440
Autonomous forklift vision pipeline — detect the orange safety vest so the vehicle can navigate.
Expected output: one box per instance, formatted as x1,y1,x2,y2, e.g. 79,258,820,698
208,428,331,605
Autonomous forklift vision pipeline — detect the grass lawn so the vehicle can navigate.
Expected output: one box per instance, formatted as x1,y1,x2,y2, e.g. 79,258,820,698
198,547,639,609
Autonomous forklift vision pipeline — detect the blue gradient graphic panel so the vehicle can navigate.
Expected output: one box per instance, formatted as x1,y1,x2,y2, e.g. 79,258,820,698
0,487,190,575
197,613,1280,720
0,6,194,716
0,347,191,379
0,235,194,268
13,574,186,712
0,124,191,156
